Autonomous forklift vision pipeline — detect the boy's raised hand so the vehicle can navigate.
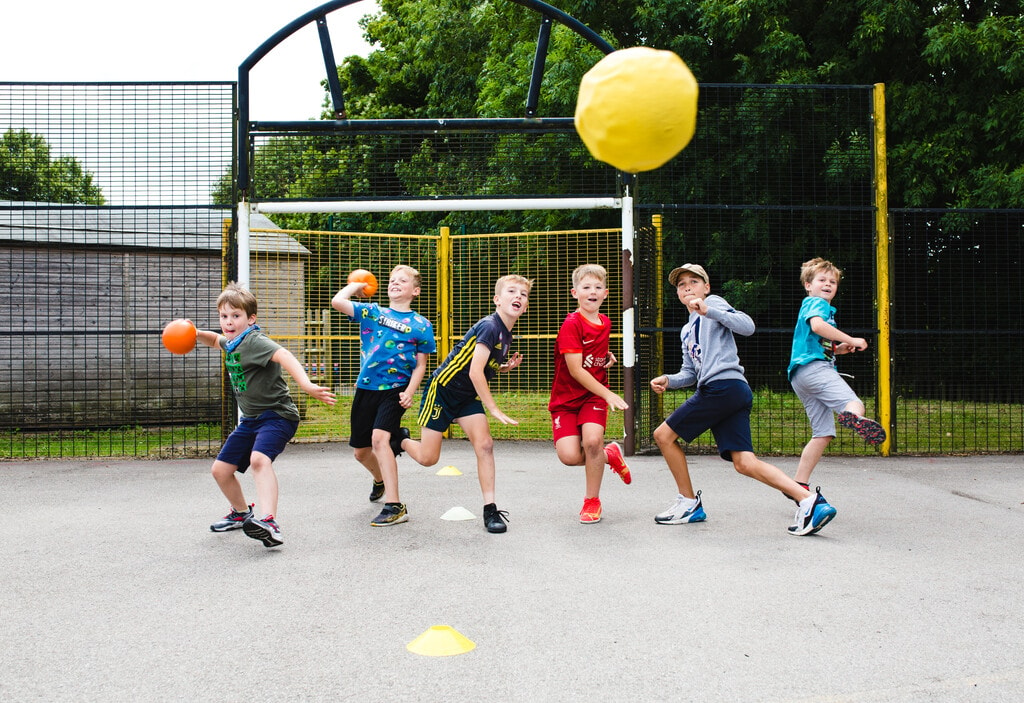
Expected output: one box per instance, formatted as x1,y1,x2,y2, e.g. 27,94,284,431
500,352,524,372
650,375,669,394
685,296,708,315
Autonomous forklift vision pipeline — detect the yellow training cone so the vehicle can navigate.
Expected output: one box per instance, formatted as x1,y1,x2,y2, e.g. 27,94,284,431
436,465,462,476
406,625,476,656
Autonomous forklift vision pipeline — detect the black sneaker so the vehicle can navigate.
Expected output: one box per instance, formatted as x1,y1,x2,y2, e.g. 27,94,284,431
369,480,386,502
371,502,408,526
243,514,284,547
210,504,253,532
389,427,411,457
483,503,509,533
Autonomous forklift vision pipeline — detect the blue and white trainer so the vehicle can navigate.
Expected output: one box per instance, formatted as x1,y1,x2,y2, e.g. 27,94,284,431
654,490,707,524
210,504,253,532
788,487,837,536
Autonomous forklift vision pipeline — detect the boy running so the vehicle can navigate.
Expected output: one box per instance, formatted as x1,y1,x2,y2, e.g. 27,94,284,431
549,264,631,524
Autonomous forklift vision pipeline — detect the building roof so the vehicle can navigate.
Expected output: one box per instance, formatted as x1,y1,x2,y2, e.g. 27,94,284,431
0,202,309,255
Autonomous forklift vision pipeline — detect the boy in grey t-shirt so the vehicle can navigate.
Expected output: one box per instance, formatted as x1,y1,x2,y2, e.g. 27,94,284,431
194,282,336,548
649,264,837,536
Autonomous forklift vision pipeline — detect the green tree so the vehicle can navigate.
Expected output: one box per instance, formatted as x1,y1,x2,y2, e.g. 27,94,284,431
0,129,104,204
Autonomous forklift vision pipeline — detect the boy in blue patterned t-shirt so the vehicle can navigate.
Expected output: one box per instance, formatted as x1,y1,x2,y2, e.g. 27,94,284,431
332,265,436,526
788,257,886,497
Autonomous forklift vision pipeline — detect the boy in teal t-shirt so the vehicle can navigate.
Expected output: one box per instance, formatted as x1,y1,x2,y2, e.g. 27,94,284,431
788,258,886,496
332,265,435,527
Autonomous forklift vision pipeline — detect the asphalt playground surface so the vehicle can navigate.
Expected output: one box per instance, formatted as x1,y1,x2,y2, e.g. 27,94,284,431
3,442,1024,702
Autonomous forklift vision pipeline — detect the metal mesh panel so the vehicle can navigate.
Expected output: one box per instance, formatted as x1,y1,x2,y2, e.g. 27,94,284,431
249,129,618,201
244,226,623,443
1,83,235,458
890,209,1024,453
1,83,235,206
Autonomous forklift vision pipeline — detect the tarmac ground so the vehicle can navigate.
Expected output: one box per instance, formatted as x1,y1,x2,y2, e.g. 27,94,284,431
3,442,1023,702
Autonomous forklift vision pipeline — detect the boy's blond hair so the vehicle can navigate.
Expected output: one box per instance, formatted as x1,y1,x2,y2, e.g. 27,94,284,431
494,274,533,297
217,282,258,317
571,263,608,288
390,264,421,288
800,257,843,286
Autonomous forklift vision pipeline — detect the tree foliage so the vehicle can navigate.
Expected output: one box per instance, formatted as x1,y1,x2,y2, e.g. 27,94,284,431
1,129,105,204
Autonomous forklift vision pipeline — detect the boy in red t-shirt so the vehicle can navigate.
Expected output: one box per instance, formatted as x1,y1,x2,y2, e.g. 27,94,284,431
548,264,631,524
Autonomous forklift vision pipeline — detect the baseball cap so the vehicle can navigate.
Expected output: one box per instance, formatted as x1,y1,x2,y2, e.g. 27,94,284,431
668,263,709,286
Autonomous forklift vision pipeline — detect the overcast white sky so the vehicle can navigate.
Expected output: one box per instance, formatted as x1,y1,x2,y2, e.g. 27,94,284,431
2,0,378,121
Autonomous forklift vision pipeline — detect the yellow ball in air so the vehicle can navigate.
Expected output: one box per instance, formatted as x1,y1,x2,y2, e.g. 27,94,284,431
574,47,699,173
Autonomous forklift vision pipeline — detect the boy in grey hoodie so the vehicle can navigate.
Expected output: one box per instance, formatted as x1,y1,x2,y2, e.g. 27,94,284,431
649,264,837,536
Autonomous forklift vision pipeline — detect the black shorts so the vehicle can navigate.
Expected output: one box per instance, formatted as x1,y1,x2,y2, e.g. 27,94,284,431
349,387,407,449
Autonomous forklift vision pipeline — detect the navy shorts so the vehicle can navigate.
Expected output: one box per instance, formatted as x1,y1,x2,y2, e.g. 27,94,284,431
349,387,407,449
664,379,754,461
217,410,299,473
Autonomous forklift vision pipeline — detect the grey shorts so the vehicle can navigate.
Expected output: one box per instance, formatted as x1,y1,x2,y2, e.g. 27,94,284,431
790,360,860,438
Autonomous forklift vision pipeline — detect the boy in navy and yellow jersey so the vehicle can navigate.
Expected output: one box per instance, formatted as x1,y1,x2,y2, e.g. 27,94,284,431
395,275,531,534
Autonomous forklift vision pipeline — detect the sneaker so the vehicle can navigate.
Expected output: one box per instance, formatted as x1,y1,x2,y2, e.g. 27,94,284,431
782,481,811,505
579,497,602,524
371,502,408,526
483,503,509,533
389,427,411,457
604,442,632,485
654,490,707,524
210,503,253,532
837,411,886,445
369,480,386,502
788,487,837,536
243,514,283,547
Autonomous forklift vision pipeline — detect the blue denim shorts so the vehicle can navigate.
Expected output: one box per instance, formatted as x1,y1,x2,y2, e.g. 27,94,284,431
217,410,299,473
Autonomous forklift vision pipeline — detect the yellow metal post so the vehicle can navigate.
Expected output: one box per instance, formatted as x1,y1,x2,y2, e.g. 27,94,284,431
437,226,452,363
873,83,892,456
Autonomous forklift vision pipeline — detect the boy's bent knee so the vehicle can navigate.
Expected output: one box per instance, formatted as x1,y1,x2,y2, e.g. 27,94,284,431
653,424,678,448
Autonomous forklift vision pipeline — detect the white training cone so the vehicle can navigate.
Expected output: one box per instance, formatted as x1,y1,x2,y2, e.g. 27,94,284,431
407,625,476,656
440,506,475,521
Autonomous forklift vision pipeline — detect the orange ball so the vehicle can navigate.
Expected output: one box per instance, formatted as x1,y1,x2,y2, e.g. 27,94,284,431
162,319,197,355
348,269,378,297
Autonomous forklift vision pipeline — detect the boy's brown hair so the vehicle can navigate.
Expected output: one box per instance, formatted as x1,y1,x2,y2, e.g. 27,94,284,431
800,257,843,286
494,274,534,297
217,281,258,317
571,263,608,288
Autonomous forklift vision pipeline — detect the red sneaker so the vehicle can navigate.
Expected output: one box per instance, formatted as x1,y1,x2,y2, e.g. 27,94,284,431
604,442,632,485
579,496,602,524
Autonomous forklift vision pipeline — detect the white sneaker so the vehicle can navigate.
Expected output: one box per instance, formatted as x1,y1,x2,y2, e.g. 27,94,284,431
654,490,707,524
788,487,837,536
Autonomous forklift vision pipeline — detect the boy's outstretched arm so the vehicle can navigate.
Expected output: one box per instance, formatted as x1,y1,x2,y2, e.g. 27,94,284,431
330,282,367,318
271,347,337,406
195,328,223,348
565,352,629,410
470,343,517,425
